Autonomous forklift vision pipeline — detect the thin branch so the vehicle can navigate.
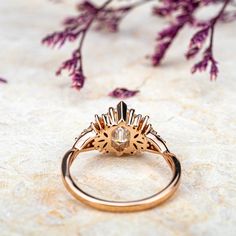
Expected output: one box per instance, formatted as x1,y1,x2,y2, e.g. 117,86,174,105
78,0,113,73
209,0,231,53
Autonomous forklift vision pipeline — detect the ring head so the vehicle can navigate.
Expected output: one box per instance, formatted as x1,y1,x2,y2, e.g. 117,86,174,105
92,101,151,156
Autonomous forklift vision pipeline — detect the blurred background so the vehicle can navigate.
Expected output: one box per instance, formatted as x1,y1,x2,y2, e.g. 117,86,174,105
0,1,235,235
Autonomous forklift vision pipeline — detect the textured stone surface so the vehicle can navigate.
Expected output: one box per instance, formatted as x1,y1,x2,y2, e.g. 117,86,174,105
0,0,236,235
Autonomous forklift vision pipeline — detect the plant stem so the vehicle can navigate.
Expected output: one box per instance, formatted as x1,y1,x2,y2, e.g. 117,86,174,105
78,0,113,73
209,0,231,52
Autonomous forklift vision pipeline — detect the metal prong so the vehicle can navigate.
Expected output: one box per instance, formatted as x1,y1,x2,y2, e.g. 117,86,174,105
91,122,99,133
102,114,111,127
108,107,116,124
117,101,127,122
95,114,102,130
140,115,149,132
133,114,142,127
144,124,152,134
128,109,135,125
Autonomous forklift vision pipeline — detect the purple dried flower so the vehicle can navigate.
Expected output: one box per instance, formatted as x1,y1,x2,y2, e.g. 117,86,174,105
71,71,85,89
0,77,7,83
152,41,171,66
185,46,200,59
220,10,236,23
153,5,177,17
77,0,98,14
210,59,219,80
186,26,210,59
190,27,209,48
95,6,132,32
42,0,234,93
42,0,151,91
109,88,139,99
187,0,231,79
158,24,182,40
56,50,85,89
56,51,81,75
152,20,186,66
191,48,218,80
152,0,232,80
42,0,112,89
42,12,93,48
152,0,198,66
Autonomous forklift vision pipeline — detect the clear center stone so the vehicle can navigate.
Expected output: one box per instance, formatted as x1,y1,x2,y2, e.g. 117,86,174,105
111,127,130,152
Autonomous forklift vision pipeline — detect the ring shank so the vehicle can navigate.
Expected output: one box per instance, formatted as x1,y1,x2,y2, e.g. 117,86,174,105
61,149,181,212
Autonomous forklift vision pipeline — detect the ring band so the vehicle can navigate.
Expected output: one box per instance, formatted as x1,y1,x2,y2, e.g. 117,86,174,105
61,101,181,212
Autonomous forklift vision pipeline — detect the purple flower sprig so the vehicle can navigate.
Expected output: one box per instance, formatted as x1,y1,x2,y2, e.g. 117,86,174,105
188,0,231,80
43,0,235,95
42,0,151,91
42,0,113,89
153,0,232,80
0,77,7,84
152,1,201,66
109,88,139,98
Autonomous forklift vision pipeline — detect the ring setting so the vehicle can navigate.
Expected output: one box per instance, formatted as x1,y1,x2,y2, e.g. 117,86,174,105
92,101,150,156
62,101,181,212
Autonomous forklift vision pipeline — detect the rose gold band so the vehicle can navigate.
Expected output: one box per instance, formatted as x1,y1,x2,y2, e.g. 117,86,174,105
61,147,181,212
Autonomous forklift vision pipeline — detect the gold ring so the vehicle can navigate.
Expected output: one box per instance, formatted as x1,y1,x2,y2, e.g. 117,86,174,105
62,101,181,212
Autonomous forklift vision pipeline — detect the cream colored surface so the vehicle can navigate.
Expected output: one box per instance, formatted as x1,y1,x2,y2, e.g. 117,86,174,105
0,0,236,235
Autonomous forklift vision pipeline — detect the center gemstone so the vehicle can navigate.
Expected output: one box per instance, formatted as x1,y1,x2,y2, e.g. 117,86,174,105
111,126,130,152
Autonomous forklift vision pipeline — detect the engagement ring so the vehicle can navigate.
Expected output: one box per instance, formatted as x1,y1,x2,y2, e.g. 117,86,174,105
62,101,181,212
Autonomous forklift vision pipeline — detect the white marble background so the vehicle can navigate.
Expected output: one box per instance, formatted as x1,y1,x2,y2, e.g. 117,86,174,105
0,0,236,235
